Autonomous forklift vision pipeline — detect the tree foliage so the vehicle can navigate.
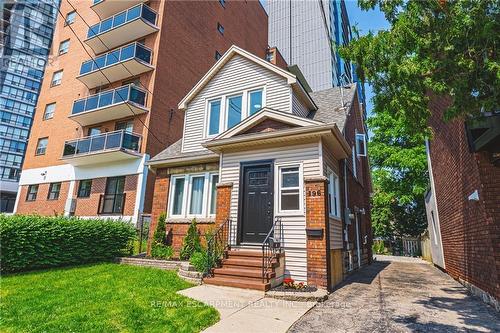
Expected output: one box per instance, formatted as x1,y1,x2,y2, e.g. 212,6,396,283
339,0,499,237
342,0,499,133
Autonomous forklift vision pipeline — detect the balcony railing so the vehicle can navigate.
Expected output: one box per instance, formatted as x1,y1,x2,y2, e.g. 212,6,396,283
85,3,158,53
72,84,147,115
62,130,141,159
98,193,125,214
79,42,152,76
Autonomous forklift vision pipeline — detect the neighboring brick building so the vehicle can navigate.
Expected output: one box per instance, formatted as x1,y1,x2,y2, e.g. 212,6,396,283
426,96,500,310
14,0,268,223
147,46,372,291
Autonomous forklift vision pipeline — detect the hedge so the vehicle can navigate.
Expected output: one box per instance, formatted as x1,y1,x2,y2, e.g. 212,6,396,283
0,215,136,273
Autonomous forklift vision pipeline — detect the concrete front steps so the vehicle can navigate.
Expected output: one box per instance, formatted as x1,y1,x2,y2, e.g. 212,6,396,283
203,249,284,291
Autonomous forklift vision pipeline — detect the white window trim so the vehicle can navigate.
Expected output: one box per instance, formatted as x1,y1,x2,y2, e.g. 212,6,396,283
208,173,219,217
204,85,266,138
355,132,367,157
275,162,304,216
327,167,341,219
168,172,219,219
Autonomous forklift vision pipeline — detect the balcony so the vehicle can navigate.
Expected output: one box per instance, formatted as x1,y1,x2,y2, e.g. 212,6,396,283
77,42,153,89
91,0,148,19
69,84,148,126
62,130,142,166
466,112,500,154
85,3,158,54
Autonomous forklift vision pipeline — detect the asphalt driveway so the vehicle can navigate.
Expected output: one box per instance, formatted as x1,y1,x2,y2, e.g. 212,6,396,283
289,256,500,333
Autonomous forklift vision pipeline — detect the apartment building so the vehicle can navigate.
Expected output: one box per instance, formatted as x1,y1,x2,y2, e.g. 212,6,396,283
15,0,268,223
1,0,60,213
267,0,354,91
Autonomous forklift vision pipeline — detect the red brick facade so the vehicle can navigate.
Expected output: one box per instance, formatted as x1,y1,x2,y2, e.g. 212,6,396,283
305,177,330,288
428,96,500,301
16,181,70,216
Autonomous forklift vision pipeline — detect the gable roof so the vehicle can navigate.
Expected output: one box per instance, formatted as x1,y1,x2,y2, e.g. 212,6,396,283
308,84,357,130
148,139,218,166
178,45,316,110
213,107,323,140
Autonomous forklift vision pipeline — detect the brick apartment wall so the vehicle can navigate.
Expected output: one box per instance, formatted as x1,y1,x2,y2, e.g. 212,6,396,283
16,181,70,216
141,0,269,214
340,91,373,270
305,177,329,289
428,95,500,300
21,0,268,220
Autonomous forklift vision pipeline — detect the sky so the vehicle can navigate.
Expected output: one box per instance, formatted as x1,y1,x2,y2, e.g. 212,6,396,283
343,1,390,117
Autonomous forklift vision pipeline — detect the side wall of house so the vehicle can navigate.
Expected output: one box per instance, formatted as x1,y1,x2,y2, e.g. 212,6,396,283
182,55,292,153
220,142,321,282
341,93,372,273
428,96,500,303
291,91,310,118
322,141,343,250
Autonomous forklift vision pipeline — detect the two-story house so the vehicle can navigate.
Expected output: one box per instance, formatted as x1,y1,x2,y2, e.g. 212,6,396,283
148,46,372,291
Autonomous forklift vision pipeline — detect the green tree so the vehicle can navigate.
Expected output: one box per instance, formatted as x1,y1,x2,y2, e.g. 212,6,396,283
342,0,499,133
341,0,498,237
180,219,202,260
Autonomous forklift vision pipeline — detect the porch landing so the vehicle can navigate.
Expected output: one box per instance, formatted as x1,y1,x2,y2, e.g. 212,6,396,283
178,285,315,333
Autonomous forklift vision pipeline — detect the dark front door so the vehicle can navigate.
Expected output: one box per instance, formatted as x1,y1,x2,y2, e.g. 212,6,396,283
240,163,273,243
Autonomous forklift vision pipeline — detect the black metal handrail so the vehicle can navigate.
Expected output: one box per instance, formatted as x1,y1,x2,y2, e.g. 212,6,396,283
261,217,284,283
205,218,233,277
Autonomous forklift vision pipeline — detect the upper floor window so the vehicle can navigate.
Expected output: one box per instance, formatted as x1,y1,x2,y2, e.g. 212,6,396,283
43,103,55,120
277,165,302,214
248,89,263,116
58,39,70,55
51,70,63,87
215,51,222,60
116,120,133,133
47,182,61,200
65,11,76,26
352,146,357,179
327,169,340,218
26,184,38,201
226,94,242,129
169,173,218,218
217,22,224,35
208,100,221,136
355,132,367,157
35,137,48,155
219,0,226,8
205,87,265,137
78,179,92,198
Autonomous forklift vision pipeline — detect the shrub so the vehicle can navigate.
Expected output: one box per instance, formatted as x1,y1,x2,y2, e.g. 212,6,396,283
151,213,172,259
151,244,173,260
189,251,207,272
0,215,135,273
180,219,201,260
372,240,386,254
152,212,167,245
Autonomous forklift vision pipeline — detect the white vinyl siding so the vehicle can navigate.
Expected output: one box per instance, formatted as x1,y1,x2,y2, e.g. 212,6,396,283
291,92,310,117
220,143,320,282
182,55,292,153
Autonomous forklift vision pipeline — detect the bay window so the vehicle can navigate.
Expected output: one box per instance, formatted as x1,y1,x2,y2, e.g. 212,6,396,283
169,173,218,218
327,168,340,218
278,165,302,214
205,87,265,136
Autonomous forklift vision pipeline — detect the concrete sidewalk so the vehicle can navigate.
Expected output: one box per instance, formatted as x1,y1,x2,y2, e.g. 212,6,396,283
178,284,316,333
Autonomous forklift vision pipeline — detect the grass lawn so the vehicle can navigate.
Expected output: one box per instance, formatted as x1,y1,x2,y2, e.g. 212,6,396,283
0,263,219,333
